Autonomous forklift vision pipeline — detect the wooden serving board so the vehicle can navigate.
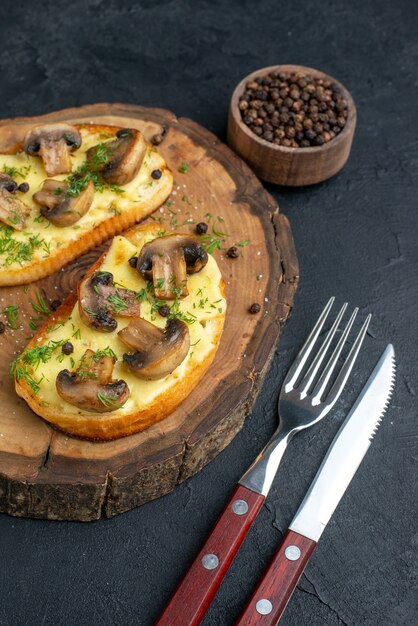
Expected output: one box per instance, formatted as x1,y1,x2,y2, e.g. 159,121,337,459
0,103,298,521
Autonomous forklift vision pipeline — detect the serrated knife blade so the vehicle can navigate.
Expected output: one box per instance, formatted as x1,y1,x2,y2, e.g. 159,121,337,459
289,343,396,542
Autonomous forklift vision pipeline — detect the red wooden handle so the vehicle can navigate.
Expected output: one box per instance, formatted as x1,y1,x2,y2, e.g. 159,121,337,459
235,530,317,625
156,484,265,626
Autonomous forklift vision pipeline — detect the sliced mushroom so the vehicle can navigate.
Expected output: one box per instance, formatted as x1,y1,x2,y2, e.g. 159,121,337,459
78,270,141,332
24,123,82,177
33,179,94,226
86,128,146,186
56,349,129,413
135,234,208,300
0,173,30,230
119,317,190,380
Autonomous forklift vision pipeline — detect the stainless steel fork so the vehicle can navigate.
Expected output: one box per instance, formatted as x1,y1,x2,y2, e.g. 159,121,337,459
240,297,370,496
156,297,371,626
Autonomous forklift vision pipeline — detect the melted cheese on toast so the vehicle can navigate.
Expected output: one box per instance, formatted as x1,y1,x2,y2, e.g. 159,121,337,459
0,126,171,271
22,231,226,420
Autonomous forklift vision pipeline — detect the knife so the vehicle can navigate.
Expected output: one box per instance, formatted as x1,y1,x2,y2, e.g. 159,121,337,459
236,343,396,625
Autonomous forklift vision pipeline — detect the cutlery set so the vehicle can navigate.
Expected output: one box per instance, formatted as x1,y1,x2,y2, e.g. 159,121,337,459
157,297,396,625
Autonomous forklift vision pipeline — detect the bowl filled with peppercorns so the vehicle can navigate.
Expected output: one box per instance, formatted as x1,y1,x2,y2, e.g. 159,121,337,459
227,64,356,186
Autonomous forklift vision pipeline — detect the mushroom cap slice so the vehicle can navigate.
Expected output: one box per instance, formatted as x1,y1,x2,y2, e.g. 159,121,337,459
119,317,190,380
78,270,141,332
86,128,146,186
135,234,208,300
56,349,129,413
24,123,82,177
0,174,30,230
33,178,94,227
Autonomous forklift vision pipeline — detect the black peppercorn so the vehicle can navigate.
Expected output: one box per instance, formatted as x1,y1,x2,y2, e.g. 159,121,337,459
336,98,348,111
18,182,30,193
313,134,326,146
226,246,239,258
62,342,74,355
239,70,348,149
151,169,162,180
50,299,62,311
0,321,5,334
263,131,274,142
249,303,261,314
158,305,170,318
128,256,138,268
196,222,208,235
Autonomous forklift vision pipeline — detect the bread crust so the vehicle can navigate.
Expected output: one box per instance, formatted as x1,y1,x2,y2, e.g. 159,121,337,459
0,124,173,286
14,224,226,440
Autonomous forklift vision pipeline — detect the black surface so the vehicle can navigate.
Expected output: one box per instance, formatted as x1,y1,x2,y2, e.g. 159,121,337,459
0,1,417,625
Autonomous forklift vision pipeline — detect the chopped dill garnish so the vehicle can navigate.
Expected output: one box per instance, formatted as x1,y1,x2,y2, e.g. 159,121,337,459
2,164,31,179
149,214,164,224
92,347,117,361
63,141,124,198
29,317,41,331
72,327,81,340
168,292,197,325
199,234,223,254
212,224,228,237
42,241,51,256
0,226,45,267
109,184,124,194
3,304,19,330
155,277,165,290
97,392,123,410
178,162,189,174
108,203,121,216
10,339,67,394
30,290,50,316
106,292,130,313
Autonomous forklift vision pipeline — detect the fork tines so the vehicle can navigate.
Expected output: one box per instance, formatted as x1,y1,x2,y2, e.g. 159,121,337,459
284,297,371,407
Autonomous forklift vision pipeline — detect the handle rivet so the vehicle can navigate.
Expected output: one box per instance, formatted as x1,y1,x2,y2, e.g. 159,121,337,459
201,553,219,570
232,499,249,515
285,545,301,561
256,599,273,615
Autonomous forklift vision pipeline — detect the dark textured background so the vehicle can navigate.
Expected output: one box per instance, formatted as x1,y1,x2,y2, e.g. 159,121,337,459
0,1,417,625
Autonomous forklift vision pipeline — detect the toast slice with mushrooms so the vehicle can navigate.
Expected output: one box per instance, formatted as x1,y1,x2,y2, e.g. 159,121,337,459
0,123,173,286
13,223,226,440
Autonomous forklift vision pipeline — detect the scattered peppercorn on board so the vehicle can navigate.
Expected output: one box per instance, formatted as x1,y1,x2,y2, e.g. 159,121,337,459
0,103,298,521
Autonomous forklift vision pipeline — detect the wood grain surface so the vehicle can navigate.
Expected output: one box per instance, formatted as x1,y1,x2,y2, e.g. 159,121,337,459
236,530,317,625
0,103,298,521
157,484,266,626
